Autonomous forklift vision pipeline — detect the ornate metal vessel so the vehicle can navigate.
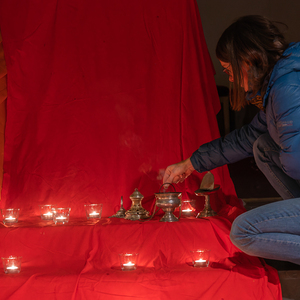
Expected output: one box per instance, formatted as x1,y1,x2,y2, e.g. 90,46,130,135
154,183,182,222
109,196,127,218
124,188,150,221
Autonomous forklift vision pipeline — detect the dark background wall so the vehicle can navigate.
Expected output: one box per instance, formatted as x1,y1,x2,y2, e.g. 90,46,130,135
196,0,300,88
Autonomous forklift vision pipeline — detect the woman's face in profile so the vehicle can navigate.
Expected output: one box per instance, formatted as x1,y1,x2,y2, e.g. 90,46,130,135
219,60,249,92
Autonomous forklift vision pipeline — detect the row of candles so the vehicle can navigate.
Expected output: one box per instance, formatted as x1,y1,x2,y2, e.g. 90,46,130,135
1,203,103,225
2,249,211,274
1,199,197,225
1,200,202,274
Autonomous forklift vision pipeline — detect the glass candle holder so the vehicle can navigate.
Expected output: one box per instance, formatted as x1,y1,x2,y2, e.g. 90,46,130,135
190,249,210,267
1,208,20,224
52,207,71,225
39,204,57,220
2,256,22,274
84,204,103,220
181,199,196,217
119,253,139,271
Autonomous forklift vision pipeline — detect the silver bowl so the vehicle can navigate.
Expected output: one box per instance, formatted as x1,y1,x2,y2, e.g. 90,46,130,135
154,184,182,222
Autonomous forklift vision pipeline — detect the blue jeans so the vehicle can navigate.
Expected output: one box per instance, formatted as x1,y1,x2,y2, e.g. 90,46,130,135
253,132,300,199
230,198,300,265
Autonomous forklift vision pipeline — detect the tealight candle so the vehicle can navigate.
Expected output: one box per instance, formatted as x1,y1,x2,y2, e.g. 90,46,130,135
194,258,208,267
52,207,71,225
181,200,196,217
84,204,103,220
39,205,56,220
1,256,22,274
1,208,20,224
122,261,136,270
119,253,139,271
190,249,210,268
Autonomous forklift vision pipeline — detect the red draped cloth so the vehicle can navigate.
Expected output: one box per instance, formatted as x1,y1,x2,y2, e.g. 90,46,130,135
0,0,281,299
0,0,240,217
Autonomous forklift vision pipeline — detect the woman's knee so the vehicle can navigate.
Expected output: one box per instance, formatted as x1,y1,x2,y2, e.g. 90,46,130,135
230,213,253,250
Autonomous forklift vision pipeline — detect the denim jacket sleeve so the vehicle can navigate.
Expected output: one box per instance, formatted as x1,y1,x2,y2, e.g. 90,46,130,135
190,110,268,172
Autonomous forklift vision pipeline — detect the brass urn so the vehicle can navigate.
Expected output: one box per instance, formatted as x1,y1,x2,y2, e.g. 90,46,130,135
124,188,150,221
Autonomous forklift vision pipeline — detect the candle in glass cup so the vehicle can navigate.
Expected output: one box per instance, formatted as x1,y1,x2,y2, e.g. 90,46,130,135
2,256,22,274
52,207,71,224
119,253,139,271
1,208,20,224
181,200,196,217
84,204,103,220
39,205,56,220
190,249,210,268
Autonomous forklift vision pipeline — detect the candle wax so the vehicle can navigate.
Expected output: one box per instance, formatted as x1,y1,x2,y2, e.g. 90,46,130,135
43,212,52,216
7,265,18,270
89,211,99,216
123,262,135,266
194,259,208,267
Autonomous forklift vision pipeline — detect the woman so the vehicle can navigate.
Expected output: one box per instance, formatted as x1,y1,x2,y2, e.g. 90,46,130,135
163,15,300,265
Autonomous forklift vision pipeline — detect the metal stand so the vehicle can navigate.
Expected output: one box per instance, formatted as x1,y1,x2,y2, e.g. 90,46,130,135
195,185,220,218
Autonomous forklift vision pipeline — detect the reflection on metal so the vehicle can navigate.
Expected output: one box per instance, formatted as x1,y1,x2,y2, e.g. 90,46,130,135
124,188,150,221
154,183,182,222
109,196,127,218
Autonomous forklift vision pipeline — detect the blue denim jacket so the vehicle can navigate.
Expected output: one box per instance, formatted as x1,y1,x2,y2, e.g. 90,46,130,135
191,42,300,179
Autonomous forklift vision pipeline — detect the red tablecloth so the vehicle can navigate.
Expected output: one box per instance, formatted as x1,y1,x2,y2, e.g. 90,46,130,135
0,217,281,300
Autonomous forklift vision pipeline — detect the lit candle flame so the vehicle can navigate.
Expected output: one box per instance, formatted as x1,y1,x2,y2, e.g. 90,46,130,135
89,211,99,216
123,261,135,267
7,265,18,270
43,212,52,216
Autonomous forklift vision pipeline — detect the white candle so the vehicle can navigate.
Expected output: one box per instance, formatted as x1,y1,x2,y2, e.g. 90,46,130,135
122,261,136,270
42,212,53,220
194,259,207,267
7,265,18,270
89,211,100,217
182,208,193,212
56,216,67,220
43,212,52,217
5,216,16,222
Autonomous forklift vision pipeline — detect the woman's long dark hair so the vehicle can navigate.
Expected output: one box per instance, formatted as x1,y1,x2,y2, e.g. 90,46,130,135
216,15,289,111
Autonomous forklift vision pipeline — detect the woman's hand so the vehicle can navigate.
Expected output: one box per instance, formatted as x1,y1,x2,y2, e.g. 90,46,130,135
163,158,195,184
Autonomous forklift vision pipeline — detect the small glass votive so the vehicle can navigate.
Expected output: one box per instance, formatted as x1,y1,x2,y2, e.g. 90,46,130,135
1,208,20,224
84,204,103,220
190,249,210,267
2,256,22,274
119,253,139,271
181,199,196,217
39,205,56,220
52,207,71,225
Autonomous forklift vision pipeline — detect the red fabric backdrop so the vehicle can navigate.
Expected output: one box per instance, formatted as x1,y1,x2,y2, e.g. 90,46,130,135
0,1,282,299
0,0,240,217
